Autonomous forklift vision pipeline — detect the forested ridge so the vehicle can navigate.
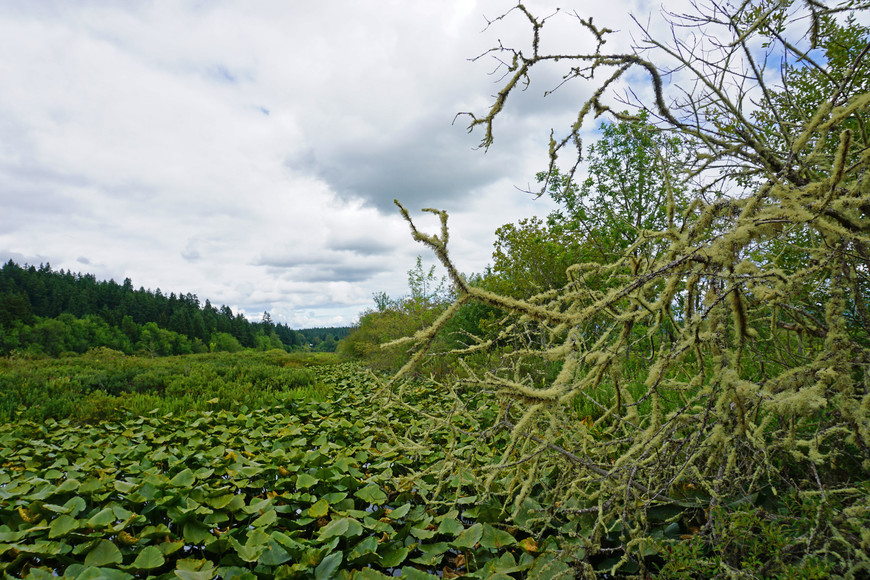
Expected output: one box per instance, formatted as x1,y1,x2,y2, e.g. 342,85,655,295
0,260,347,356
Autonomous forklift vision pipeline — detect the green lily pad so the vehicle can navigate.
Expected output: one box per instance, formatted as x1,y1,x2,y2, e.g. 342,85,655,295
48,514,79,538
84,539,123,567
354,484,387,505
133,545,166,570
453,523,483,549
480,524,516,549
170,469,196,487
308,498,329,518
314,551,342,580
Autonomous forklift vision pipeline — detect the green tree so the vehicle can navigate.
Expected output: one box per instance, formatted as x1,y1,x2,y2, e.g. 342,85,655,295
210,331,243,353
390,1,870,576
339,258,451,372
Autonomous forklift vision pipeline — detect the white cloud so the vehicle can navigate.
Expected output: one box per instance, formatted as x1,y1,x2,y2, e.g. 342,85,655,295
0,0,712,327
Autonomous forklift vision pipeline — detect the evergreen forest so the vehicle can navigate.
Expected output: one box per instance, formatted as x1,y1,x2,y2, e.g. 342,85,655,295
0,260,347,356
2,1,870,578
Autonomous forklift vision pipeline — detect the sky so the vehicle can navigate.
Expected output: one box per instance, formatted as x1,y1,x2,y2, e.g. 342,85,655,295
0,0,692,327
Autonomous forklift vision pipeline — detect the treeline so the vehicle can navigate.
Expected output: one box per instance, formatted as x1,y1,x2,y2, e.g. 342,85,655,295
297,326,352,352
0,260,315,356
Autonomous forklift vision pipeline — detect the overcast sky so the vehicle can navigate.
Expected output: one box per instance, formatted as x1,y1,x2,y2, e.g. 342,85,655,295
1,0,678,327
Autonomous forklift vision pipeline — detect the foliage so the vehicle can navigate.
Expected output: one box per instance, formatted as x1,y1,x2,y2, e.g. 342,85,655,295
387,1,870,577
298,327,353,353
0,350,334,424
489,217,583,300
0,362,584,579
0,260,307,353
338,258,452,373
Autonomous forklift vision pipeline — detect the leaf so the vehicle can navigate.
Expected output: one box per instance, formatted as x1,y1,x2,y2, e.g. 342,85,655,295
159,541,185,556
170,469,196,487
173,560,216,580
399,567,438,580
354,484,387,505
308,498,329,518
314,551,342,580
410,542,449,566
73,567,134,580
480,524,516,549
174,569,216,580
518,537,539,552
87,507,116,528
527,553,572,579
436,518,464,536
388,502,411,519
319,517,363,539
452,523,483,549
258,540,291,566
353,569,392,580
296,473,318,490
410,525,437,540
133,545,166,570
207,493,236,509
48,514,79,538
84,539,123,567
347,535,378,562
114,480,138,494
184,521,212,544
54,478,82,494
378,545,410,568
252,509,277,527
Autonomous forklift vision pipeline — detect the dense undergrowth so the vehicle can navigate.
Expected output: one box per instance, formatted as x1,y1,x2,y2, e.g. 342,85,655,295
1,351,865,577
0,356,578,579
0,350,334,424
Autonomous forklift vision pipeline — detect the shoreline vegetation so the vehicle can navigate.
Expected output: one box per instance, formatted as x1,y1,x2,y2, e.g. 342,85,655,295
3,0,869,577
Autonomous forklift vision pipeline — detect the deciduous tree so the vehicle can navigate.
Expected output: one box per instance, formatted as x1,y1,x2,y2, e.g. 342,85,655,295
389,1,870,576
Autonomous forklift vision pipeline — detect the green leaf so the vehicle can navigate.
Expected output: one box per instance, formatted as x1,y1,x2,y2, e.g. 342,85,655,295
296,473,318,490
114,480,138,494
452,522,483,549
170,469,196,487
54,479,82,494
173,560,216,580
480,524,516,549
183,520,212,544
133,545,166,570
48,514,79,538
252,509,277,527
388,502,411,519
84,539,123,567
436,517,464,536
207,493,236,509
319,517,363,539
378,545,410,568
528,553,572,579
258,540,291,566
159,541,185,556
174,569,216,580
314,551,342,580
399,567,438,580
308,498,329,518
410,525,437,540
73,567,134,580
347,535,379,562
354,484,387,505
87,507,116,528
410,541,449,566
353,569,392,580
